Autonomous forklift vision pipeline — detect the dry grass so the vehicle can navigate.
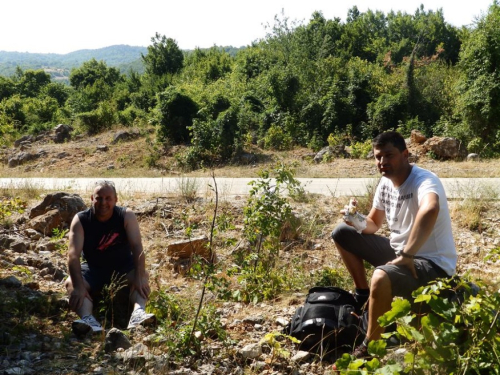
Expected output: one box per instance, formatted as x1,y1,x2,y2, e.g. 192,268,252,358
449,180,499,232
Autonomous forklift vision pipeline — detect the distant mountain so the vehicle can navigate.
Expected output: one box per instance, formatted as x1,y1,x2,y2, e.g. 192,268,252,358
0,44,147,81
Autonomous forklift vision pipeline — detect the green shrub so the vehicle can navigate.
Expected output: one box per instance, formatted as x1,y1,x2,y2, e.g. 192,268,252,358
334,277,500,374
76,101,116,134
350,139,372,159
263,124,293,150
155,87,198,144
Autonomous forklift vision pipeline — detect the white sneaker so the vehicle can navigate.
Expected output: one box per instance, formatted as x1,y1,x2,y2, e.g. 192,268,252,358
72,315,103,336
127,308,155,329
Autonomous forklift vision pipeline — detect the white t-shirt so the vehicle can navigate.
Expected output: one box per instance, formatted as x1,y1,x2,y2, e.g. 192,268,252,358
373,165,457,275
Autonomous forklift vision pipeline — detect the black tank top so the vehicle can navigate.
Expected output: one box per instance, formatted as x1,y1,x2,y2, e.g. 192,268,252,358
78,206,133,270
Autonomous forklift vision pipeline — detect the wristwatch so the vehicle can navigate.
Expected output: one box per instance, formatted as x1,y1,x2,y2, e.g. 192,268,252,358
396,250,414,259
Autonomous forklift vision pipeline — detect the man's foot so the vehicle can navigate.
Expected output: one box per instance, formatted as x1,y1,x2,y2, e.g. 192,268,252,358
127,308,156,329
351,343,370,358
72,315,103,336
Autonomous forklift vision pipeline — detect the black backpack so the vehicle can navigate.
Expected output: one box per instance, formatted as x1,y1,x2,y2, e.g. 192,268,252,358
286,286,366,358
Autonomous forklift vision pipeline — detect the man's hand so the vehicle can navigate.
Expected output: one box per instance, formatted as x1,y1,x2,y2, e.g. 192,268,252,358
131,274,151,300
387,256,418,279
69,285,92,311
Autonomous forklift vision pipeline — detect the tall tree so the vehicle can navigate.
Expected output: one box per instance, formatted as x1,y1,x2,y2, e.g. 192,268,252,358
16,69,51,98
142,33,184,77
456,1,500,153
69,59,121,90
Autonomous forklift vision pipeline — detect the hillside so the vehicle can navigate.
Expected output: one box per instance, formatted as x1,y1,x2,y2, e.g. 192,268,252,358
0,127,499,374
0,44,245,82
0,45,147,79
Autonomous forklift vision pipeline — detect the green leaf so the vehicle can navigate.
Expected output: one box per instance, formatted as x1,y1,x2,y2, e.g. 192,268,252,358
379,299,411,326
423,345,444,361
334,353,353,370
364,357,381,372
375,363,403,375
368,339,387,357
413,293,432,303
421,315,438,342
409,328,424,342
347,358,366,370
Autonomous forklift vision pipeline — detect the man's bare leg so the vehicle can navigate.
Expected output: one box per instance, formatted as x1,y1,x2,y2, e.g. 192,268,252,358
126,270,155,329
65,277,94,318
366,269,393,342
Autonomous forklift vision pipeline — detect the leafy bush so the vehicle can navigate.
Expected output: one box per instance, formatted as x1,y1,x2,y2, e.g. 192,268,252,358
76,101,116,134
0,197,27,226
148,290,231,358
327,132,344,147
263,124,293,150
117,105,146,126
350,139,372,159
155,87,198,144
307,131,325,152
334,277,500,374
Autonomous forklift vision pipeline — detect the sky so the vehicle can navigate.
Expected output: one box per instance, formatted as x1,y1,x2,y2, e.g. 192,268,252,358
0,0,494,55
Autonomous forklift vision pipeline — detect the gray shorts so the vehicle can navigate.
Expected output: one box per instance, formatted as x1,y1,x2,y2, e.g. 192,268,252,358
331,223,449,299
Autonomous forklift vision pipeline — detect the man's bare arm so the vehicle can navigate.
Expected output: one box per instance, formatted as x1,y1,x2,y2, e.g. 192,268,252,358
124,209,150,299
363,207,385,234
67,215,91,310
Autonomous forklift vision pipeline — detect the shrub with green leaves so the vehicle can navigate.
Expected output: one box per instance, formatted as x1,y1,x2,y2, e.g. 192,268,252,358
0,197,27,226
148,290,231,358
262,124,293,150
334,277,500,374
350,139,372,159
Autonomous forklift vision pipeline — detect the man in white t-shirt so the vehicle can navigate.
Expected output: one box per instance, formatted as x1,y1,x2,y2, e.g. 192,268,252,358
331,131,457,360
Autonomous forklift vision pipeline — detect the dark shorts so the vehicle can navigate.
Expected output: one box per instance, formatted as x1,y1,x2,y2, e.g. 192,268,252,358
81,259,134,293
331,223,449,299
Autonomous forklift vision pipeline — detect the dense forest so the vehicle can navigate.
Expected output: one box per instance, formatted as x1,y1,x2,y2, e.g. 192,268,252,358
1,4,500,169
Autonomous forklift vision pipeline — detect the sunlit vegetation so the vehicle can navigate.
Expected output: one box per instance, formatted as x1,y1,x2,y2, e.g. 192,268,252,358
1,3,500,168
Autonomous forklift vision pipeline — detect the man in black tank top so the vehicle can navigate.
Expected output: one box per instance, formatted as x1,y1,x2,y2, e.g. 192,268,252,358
65,180,155,335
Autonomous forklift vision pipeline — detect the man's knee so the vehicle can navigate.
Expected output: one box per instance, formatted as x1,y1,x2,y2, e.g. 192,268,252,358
64,277,72,292
331,222,353,242
371,269,392,295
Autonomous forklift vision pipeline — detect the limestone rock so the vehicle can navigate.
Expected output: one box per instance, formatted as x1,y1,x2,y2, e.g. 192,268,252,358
423,136,466,160
28,193,86,235
0,275,22,288
111,130,140,145
313,145,348,163
167,236,213,261
28,209,64,236
467,153,480,161
105,328,132,353
410,129,427,144
29,192,86,221
240,343,262,359
53,124,72,143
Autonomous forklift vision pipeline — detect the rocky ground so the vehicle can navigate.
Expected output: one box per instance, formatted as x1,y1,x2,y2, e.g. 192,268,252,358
0,127,500,375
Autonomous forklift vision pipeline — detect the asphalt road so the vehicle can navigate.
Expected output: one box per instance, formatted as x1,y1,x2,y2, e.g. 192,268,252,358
1,177,499,199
